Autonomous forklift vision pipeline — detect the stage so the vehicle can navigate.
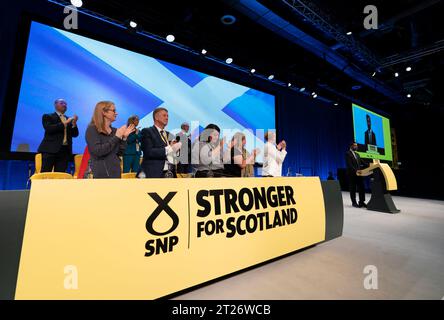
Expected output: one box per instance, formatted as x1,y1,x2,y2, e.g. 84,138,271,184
174,192,444,300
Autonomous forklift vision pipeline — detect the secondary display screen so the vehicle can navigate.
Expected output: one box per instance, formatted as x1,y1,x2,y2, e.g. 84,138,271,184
10,21,276,162
352,103,393,161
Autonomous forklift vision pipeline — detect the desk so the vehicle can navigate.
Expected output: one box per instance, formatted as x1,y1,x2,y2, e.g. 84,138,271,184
0,178,343,299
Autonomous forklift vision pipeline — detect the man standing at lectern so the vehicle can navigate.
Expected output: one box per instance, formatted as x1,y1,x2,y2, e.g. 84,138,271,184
38,98,79,172
345,142,366,208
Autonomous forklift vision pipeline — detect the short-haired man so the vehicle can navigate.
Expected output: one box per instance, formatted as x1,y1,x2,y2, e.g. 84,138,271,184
345,142,366,208
175,122,191,174
139,107,182,178
364,114,377,149
37,98,79,172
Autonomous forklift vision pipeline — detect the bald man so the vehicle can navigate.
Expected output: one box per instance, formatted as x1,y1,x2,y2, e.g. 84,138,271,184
37,98,79,172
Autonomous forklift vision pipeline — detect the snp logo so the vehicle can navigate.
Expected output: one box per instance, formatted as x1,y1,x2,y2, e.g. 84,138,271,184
145,192,180,257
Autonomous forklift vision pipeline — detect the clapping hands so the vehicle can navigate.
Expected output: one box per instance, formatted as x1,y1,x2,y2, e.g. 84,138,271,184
116,124,135,139
171,141,182,152
62,115,78,126
277,140,287,150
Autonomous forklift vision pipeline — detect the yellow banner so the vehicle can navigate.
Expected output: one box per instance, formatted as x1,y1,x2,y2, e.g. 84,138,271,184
16,177,326,299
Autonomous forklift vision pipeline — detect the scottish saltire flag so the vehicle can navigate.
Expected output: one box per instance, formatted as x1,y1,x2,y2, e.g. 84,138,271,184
12,22,275,162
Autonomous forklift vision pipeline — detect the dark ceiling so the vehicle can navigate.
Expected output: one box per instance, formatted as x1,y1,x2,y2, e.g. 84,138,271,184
70,0,443,111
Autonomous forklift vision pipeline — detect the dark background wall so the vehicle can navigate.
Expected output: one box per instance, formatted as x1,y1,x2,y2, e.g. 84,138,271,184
277,91,352,178
390,105,444,200
0,0,442,200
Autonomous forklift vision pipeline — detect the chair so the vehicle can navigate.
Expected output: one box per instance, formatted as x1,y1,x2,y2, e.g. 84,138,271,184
30,172,74,180
35,153,42,174
121,172,137,179
177,173,192,178
73,154,83,178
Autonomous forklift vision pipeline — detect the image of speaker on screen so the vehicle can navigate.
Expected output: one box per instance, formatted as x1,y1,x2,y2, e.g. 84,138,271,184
353,106,385,156
364,114,377,149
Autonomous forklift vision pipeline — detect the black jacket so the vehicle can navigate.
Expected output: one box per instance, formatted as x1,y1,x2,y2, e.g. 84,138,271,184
345,150,363,173
140,126,172,178
37,112,79,154
364,129,377,146
85,124,127,179
175,131,191,165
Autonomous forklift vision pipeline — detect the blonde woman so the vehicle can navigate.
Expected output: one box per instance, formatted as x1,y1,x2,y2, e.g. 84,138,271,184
85,101,134,178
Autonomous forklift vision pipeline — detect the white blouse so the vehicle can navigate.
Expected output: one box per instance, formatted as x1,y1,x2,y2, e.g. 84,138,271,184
262,141,287,177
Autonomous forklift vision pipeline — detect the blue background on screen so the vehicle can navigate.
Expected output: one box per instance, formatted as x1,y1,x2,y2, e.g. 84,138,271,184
353,105,385,149
11,22,275,160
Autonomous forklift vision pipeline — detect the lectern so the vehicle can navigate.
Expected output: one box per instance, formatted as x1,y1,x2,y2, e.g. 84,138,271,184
357,160,400,213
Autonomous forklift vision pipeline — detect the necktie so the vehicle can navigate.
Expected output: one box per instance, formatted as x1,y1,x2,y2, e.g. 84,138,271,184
160,130,168,146
60,114,68,145
352,151,359,166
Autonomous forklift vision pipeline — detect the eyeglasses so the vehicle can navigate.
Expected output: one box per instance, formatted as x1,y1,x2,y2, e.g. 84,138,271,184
106,109,117,113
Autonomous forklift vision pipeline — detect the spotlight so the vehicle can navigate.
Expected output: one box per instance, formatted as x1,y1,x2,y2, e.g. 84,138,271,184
166,34,175,42
226,58,233,64
394,72,399,77
268,75,274,80
407,93,412,98
372,71,376,77
201,49,207,55
346,31,352,35
125,20,139,32
299,87,305,92
334,103,339,106
221,15,236,25
250,68,256,73
313,94,318,98
288,83,292,87
406,66,412,72
311,92,316,96
70,0,83,7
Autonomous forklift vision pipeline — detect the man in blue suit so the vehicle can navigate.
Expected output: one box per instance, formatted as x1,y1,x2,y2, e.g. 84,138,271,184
139,107,182,178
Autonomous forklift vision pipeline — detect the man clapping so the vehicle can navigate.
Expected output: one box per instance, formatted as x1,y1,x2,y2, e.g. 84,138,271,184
38,98,79,172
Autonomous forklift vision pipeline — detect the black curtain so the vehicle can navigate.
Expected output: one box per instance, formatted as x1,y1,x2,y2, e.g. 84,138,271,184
277,90,353,179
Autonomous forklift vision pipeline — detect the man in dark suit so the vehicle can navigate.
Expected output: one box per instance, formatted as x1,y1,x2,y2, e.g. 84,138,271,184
364,114,377,149
345,142,366,208
175,122,192,174
38,98,79,172
139,107,182,178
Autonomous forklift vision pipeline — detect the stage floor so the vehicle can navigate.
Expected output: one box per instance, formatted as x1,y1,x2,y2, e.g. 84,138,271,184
174,192,444,299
